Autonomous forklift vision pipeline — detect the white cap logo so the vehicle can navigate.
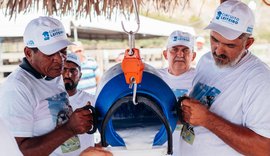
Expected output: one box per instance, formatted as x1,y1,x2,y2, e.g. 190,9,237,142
43,31,50,41
204,0,255,40
173,36,190,42
23,16,74,55
166,30,194,51
215,11,240,25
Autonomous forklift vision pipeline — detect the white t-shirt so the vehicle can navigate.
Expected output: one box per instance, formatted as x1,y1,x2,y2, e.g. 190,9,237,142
158,67,195,156
179,52,270,156
0,118,23,156
69,90,95,149
0,67,92,156
158,68,195,98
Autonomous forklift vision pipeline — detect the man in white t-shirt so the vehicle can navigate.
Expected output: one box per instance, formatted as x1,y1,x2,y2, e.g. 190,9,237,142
62,52,96,151
0,118,23,156
0,16,107,156
158,30,196,156
180,1,270,156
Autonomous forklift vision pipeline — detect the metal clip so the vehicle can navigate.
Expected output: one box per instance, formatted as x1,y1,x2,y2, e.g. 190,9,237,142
121,0,140,56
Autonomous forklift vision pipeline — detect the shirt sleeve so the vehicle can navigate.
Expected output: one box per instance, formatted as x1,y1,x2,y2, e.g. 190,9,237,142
0,81,35,137
244,78,270,138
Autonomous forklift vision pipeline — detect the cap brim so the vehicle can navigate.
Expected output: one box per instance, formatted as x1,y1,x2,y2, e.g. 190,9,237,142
167,42,192,51
204,22,242,40
38,40,74,55
66,58,81,67
66,60,81,68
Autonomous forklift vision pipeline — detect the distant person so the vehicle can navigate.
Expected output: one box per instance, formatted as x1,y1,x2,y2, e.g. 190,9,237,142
70,42,101,94
196,36,206,51
158,30,196,156
180,1,270,155
0,16,94,156
115,52,125,63
192,36,209,67
62,52,96,150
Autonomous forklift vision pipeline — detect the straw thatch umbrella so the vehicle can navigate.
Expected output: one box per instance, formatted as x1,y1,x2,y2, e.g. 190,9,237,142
0,0,237,19
1,0,269,19
0,0,177,18
0,0,270,18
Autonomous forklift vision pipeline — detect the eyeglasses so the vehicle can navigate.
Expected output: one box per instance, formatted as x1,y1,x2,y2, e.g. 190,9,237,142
169,47,191,54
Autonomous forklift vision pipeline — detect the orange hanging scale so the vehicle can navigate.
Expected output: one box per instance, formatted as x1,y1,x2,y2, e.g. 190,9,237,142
120,0,144,86
121,48,144,84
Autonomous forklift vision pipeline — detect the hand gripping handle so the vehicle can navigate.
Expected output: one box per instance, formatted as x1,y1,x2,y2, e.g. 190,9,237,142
82,105,98,134
177,96,190,124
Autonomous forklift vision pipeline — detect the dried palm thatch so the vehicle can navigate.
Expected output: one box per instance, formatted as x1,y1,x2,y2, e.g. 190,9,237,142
0,0,192,19
1,0,268,20
263,0,270,6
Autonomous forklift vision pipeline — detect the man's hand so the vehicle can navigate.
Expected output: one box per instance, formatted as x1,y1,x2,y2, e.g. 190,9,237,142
15,107,95,156
80,147,112,156
65,108,93,134
181,98,211,126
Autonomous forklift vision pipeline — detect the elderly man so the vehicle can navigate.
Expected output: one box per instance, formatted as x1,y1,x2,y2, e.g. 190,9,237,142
159,30,196,97
158,30,196,156
0,16,105,156
180,1,270,156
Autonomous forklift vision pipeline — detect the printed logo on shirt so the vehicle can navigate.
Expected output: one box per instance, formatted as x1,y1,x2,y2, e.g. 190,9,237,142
46,92,81,153
47,92,70,124
61,136,81,153
172,89,188,98
189,82,221,107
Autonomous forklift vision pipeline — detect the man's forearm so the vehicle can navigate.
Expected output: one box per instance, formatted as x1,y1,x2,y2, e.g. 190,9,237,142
203,112,270,156
16,123,74,156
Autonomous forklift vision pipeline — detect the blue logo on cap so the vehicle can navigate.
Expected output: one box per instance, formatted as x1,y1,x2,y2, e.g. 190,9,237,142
247,26,253,33
216,11,239,25
49,28,64,38
216,11,222,20
173,35,190,42
42,28,64,41
42,31,50,41
27,40,35,46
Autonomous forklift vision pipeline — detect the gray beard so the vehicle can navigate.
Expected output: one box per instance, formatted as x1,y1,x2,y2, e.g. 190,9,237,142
215,50,247,68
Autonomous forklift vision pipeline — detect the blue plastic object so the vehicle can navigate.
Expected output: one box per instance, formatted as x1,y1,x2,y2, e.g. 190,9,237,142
95,63,177,146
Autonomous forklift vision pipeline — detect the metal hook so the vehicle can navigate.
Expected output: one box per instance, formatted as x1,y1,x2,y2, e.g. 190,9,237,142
121,0,140,56
129,77,138,105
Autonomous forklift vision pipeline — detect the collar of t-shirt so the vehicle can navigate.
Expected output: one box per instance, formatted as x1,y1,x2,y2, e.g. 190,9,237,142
19,57,54,81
